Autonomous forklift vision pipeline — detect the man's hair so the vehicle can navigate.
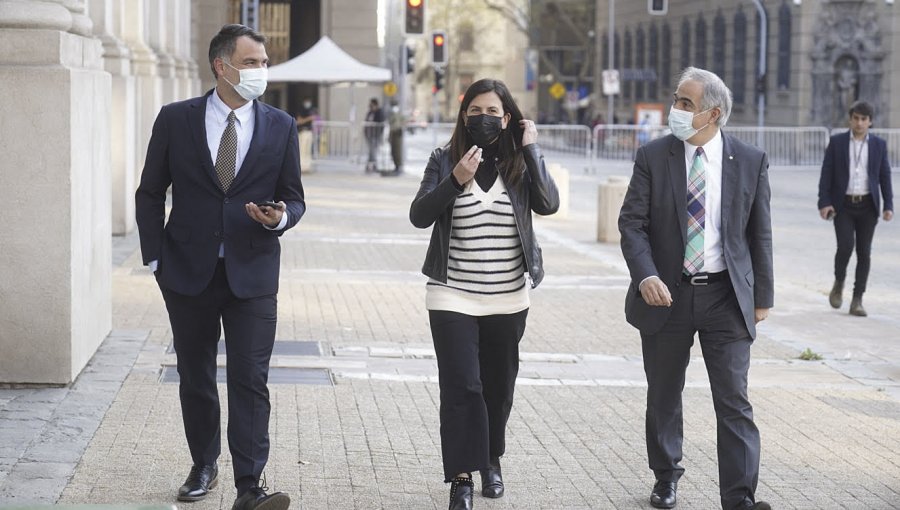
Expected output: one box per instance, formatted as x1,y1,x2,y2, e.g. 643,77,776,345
676,67,733,128
208,24,266,79
849,100,875,119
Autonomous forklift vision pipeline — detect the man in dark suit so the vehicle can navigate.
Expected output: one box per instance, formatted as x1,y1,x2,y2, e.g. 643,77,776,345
618,67,773,510
818,100,894,317
135,24,304,510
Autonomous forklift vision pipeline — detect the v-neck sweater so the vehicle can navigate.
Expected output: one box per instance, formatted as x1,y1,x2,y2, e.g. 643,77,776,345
426,176,529,316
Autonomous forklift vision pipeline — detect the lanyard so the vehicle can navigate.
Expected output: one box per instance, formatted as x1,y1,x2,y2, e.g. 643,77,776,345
852,135,867,171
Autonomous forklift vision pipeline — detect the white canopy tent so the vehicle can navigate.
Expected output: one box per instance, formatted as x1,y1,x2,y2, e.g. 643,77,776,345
267,35,392,84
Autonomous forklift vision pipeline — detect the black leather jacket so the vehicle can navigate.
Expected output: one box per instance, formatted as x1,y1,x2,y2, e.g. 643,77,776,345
409,143,560,288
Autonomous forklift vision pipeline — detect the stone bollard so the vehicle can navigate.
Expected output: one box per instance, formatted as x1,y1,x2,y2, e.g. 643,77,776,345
596,176,630,243
547,163,570,219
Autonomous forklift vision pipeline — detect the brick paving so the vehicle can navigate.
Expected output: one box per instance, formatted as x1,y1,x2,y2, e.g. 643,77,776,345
2,145,899,509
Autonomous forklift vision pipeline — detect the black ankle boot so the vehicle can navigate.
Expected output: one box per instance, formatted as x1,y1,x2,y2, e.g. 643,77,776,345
829,280,844,309
448,475,474,510
479,457,504,498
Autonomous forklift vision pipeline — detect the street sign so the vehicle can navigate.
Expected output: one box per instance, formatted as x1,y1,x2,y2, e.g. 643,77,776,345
383,82,398,97
549,82,566,100
602,69,620,95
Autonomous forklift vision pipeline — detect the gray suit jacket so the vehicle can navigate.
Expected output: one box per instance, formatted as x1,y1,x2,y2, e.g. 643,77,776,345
618,132,774,338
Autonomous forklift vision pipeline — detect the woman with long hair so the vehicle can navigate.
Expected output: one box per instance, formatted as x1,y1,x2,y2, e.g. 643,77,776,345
410,78,559,510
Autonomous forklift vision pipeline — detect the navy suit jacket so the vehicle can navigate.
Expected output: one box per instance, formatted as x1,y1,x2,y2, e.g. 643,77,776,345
818,130,894,216
618,133,774,338
135,90,305,298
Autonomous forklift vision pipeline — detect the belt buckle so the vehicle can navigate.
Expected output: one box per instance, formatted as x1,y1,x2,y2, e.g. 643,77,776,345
851,195,862,204
689,274,708,286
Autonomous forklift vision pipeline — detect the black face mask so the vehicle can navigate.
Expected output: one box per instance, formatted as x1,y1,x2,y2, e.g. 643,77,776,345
465,114,504,147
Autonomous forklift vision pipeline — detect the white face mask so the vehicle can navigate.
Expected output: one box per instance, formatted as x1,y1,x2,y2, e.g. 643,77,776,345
223,61,268,101
668,106,712,141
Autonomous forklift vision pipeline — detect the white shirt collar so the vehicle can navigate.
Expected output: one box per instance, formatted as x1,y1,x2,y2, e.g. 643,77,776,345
210,88,255,126
684,128,723,162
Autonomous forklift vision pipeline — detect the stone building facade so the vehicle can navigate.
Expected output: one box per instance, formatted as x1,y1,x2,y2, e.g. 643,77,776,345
573,0,899,128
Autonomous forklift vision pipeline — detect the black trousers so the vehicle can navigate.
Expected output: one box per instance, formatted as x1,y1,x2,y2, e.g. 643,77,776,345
833,195,879,296
389,129,403,170
429,309,528,482
640,279,760,510
160,260,277,494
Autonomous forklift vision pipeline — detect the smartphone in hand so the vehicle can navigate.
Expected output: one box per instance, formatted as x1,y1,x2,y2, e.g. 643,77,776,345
257,200,283,210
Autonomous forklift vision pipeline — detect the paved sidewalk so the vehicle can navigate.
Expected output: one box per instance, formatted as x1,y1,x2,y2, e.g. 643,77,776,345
1,147,899,509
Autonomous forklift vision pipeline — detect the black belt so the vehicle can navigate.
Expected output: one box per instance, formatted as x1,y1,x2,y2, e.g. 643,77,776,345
845,194,871,204
682,271,729,286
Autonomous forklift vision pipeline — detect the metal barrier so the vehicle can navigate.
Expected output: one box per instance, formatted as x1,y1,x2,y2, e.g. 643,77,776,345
312,120,894,168
592,124,671,160
727,127,830,166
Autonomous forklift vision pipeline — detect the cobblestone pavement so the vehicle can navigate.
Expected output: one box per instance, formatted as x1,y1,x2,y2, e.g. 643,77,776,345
1,143,899,509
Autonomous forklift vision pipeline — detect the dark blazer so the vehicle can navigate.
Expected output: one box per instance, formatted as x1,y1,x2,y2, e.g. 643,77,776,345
817,131,894,215
409,144,559,287
135,90,305,299
618,132,774,338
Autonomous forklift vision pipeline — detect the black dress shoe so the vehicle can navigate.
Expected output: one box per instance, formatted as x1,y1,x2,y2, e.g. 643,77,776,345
650,480,677,509
734,501,772,510
448,476,474,510
177,463,218,501
231,487,291,510
479,457,504,498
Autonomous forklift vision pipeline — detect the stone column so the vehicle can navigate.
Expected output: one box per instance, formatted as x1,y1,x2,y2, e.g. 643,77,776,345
146,0,177,105
89,0,136,235
121,0,158,192
169,0,198,99
0,0,112,384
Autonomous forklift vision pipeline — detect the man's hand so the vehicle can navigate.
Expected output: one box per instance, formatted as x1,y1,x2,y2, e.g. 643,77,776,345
452,145,482,185
819,206,835,220
245,201,285,228
884,210,893,221
754,308,769,323
639,276,672,307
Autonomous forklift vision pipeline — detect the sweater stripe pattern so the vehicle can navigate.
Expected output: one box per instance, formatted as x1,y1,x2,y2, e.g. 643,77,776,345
426,176,529,315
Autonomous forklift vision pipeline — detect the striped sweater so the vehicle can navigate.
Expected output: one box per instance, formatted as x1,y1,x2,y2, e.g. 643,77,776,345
426,176,529,315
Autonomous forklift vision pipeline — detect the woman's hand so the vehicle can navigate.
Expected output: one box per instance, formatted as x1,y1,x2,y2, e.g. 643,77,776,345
452,145,482,185
520,119,537,146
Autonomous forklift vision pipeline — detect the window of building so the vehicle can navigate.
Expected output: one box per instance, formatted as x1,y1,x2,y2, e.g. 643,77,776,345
624,29,633,100
459,22,474,52
755,3,769,96
777,0,791,89
661,23,671,92
636,26,646,100
733,8,747,104
713,9,726,79
680,18,691,70
649,24,659,99
695,14,707,69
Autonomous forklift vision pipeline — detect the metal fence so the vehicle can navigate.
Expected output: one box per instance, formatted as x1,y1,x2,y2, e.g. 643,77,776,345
311,120,900,169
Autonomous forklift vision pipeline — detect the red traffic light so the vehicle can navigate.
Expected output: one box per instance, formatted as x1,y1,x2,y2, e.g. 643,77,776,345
408,0,422,6
434,34,444,46
405,0,424,35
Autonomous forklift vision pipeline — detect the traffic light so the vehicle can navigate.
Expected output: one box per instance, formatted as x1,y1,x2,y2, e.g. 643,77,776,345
406,45,416,74
433,67,445,93
405,0,425,35
432,31,447,66
648,0,668,15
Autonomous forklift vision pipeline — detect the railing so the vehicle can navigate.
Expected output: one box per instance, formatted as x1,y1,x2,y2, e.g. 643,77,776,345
311,120,900,169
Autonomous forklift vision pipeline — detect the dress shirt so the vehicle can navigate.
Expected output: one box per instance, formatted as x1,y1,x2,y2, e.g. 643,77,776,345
848,134,870,196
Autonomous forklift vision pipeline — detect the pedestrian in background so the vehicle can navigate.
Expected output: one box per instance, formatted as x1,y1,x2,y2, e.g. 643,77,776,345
295,97,316,172
135,24,305,510
618,67,773,510
409,78,559,510
364,97,385,173
387,99,404,175
818,100,894,316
